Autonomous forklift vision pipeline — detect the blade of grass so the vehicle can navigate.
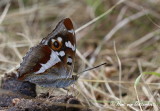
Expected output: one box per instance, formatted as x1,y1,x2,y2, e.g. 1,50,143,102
143,72,160,77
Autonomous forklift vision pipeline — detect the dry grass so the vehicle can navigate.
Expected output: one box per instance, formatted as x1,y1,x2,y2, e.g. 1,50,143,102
0,0,160,110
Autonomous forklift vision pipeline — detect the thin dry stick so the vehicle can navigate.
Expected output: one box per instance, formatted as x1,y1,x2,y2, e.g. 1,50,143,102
56,2,77,18
116,6,128,23
0,3,10,24
136,60,143,111
0,39,39,48
135,60,143,111
11,46,23,61
17,0,35,48
76,50,103,82
76,49,105,82
75,0,125,33
80,79,160,86
0,67,8,71
16,33,34,47
104,10,147,42
6,67,20,75
0,59,18,64
76,49,92,67
82,78,110,108
0,0,10,7
134,85,143,111
128,29,160,49
144,8,160,29
113,41,122,100
78,81,97,106
5,6,37,20
91,10,148,65
90,86,101,108
124,1,160,19
84,81,128,111
138,60,159,111
101,68,116,97
83,81,117,104
76,82,92,107
142,87,159,111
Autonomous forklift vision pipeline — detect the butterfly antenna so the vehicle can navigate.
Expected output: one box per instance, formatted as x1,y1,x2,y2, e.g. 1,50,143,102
78,62,111,74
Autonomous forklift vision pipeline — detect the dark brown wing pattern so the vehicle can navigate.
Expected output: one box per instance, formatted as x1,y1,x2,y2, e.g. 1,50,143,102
18,45,52,80
17,18,77,88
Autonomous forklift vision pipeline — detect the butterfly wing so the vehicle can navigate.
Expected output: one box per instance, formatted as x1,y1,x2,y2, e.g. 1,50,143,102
17,18,77,88
17,45,60,79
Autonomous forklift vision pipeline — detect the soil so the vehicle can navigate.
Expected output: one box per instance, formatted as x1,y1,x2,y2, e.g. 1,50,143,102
0,73,91,111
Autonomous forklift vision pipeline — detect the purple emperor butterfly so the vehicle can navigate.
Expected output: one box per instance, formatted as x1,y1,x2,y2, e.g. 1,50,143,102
17,18,78,88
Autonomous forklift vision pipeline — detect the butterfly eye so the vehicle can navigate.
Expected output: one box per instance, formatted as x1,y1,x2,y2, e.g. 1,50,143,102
50,38,62,50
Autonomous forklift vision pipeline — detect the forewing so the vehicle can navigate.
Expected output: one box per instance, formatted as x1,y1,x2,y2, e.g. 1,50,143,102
17,18,76,86
17,45,60,80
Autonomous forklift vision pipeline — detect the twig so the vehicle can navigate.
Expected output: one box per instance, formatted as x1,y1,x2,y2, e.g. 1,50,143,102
0,3,10,24
91,10,147,64
75,0,125,33
128,29,160,49
113,41,122,100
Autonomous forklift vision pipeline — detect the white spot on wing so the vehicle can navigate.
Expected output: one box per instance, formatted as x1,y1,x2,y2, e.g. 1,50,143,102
65,41,75,51
59,51,65,57
68,41,72,48
55,52,59,56
57,37,62,42
35,50,61,74
35,67,45,74
65,42,68,47
68,29,74,34
72,44,76,51
67,58,72,63
51,39,55,43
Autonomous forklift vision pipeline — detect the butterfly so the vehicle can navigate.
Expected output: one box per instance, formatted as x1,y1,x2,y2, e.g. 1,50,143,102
16,18,78,88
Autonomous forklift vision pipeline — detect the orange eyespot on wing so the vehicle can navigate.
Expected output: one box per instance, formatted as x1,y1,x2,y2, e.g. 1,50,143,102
49,37,63,51
51,40,62,50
